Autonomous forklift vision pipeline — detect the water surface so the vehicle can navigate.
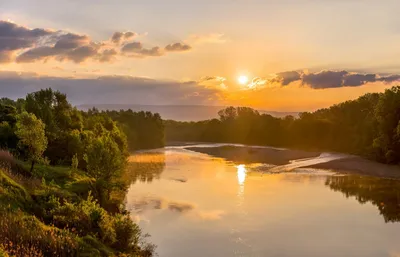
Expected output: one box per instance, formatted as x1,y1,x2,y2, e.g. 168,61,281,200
126,146,400,257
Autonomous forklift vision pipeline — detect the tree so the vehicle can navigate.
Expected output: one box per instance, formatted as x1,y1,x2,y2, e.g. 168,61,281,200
84,135,126,207
15,112,48,172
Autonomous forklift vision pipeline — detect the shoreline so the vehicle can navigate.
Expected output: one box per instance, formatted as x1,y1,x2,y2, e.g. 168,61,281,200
184,144,400,179
185,145,321,165
306,157,400,179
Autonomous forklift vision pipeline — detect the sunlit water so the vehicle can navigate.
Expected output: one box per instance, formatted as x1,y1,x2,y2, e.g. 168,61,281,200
126,146,400,257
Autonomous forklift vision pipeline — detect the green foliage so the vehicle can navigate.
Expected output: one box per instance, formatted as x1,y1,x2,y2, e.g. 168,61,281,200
84,135,126,206
0,88,158,256
49,194,144,254
15,112,48,171
0,122,17,150
165,86,400,165
0,169,32,210
104,109,164,151
71,154,79,171
0,210,79,256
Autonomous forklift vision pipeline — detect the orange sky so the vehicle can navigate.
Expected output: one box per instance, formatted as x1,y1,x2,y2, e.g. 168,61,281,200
1,1,400,110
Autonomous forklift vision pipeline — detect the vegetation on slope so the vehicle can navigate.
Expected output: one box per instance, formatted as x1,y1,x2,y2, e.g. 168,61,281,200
0,89,161,256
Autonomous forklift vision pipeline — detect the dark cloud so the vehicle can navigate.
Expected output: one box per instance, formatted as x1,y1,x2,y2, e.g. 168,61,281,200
0,51,12,63
16,46,56,62
97,48,117,62
271,70,400,89
111,31,136,44
0,21,53,62
274,71,302,85
343,73,376,86
63,45,99,63
121,42,164,57
0,71,221,105
378,75,400,83
302,70,348,89
121,42,142,52
16,43,100,63
16,29,102,63
124,32,136,39
0,20,191,63
111,32,123,43
54,33,89,50
0,20,52,52
165,42,192,52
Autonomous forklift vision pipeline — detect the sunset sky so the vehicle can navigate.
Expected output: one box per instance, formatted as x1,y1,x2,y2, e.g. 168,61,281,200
1,0,400,111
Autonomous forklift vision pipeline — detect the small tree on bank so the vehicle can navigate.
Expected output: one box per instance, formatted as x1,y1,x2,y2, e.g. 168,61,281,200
15,112,48,172
84,135,126,207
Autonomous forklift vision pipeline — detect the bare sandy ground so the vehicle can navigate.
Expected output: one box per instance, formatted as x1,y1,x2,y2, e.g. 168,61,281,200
186,145,321,165
186,145,400,179
306,157,400,179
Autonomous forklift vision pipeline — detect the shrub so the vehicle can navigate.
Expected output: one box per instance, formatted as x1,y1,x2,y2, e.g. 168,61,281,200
0,210,79,256
0,169,32,210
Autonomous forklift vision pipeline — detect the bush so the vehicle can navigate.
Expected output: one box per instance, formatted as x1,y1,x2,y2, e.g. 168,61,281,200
0,169,32,210
0,210,79,256
48,194,153,255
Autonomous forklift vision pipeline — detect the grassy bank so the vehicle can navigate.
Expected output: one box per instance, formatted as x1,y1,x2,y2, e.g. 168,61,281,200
0,156,154,257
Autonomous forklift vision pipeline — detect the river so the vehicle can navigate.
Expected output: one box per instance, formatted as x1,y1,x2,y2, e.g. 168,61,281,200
125,145,400,257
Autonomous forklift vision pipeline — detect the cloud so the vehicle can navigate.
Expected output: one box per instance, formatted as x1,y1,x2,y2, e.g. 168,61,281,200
129,196,224,220
273,71,302,86
111,31,136,44
0,51,12,63
247,77,267,89
0,20,193,63
0,20,53,63
14,29,102,63
189,33,227,44
343,73,376,86
299,70,400,89
258,70,400,90
53,33,89,49
168,201,194,213
302,70,348,89
239,70,400,90
97,48,117,62
378,75,400,83
199,76,227,89
165,42,192,52
0,71,222,105
131,197,195,214
16,40,101,63
0,20,52,51
121,42,164,57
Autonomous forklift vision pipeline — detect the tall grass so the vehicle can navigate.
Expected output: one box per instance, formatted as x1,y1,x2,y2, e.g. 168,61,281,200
0,211,78,256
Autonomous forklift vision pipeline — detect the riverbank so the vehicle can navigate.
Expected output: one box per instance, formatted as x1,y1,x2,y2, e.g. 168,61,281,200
185,145,321,165
0,155,155,256
306,157,400,179
185,145,400,179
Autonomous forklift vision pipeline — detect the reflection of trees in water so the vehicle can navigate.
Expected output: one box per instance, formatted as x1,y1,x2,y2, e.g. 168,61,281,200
126,152,166,184
326,175,400,222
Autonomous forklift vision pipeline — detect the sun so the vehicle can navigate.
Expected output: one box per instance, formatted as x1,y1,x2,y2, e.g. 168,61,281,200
238,75,249,85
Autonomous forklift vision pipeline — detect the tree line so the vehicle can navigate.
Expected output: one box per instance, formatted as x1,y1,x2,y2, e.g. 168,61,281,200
0,88,164,206
0,88,164,256
165,86,400,165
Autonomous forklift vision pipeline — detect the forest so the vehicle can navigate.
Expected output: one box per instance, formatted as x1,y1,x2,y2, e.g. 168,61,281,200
0,89,163,256
165,86,400,165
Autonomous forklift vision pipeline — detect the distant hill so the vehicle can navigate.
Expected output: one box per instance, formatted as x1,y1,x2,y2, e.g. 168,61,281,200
77,104,300,121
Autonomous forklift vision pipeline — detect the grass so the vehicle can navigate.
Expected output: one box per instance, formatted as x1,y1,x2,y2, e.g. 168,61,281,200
0,168,32,210
0,151,155,256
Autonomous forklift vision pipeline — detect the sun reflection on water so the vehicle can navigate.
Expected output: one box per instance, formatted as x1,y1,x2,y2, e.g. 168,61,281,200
237,164,247,185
